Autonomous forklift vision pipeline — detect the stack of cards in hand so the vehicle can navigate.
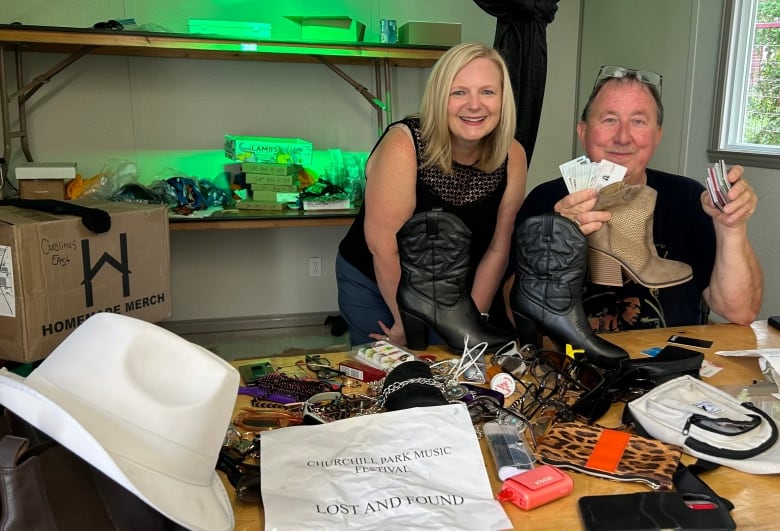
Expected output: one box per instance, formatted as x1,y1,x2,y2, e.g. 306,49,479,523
705,160,731,211
559,156,628,193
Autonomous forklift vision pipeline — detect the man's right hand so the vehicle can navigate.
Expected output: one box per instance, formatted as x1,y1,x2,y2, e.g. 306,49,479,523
553,188,611,235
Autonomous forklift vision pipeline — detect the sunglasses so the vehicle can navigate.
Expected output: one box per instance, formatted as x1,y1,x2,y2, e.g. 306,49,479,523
595,65,663,96
500,347,609,423
503,348,604,397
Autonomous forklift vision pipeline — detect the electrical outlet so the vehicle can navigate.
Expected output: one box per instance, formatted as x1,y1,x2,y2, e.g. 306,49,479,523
309,257,322,277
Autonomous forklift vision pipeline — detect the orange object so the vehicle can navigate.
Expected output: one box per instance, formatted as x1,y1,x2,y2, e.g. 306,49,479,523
585,429,631,473
65,174,83,199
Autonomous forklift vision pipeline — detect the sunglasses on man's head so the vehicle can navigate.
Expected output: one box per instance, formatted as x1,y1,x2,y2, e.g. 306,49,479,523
594,65,663,96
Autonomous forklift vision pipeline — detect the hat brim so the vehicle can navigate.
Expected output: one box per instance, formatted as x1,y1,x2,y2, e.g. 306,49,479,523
0,371,234,531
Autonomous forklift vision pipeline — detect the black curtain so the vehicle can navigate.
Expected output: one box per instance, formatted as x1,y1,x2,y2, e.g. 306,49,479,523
473,0,559,165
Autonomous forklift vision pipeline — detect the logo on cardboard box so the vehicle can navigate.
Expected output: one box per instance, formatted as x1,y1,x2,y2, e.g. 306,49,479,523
39,232,167,338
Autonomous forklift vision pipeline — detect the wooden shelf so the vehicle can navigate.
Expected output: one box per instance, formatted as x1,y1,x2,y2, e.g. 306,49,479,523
0,25,437,229
0,25,446,67
168,208,358,231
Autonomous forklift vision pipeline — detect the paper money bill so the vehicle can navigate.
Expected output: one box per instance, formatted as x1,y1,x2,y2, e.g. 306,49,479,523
559,156,627,193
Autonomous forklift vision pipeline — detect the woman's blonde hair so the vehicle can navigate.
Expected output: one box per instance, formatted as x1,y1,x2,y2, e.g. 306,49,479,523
418,42,516,174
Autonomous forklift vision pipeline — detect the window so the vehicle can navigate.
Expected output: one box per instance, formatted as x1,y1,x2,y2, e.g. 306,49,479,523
710,0,780,169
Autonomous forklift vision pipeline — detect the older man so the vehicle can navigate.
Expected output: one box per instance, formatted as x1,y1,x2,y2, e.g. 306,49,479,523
512,65,762,330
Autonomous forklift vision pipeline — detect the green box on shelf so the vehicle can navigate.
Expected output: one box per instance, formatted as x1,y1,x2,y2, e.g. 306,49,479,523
225,135,313,165
398,21,461,46
285,16,366,42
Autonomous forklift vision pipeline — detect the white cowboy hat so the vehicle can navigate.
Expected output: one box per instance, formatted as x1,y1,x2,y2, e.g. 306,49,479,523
0,312,239,531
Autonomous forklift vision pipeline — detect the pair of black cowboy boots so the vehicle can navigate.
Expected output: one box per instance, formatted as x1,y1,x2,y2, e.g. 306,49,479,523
395,210,627,369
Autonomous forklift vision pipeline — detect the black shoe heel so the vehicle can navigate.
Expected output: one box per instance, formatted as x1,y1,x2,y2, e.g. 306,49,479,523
512,311,542,348
400,312,429,350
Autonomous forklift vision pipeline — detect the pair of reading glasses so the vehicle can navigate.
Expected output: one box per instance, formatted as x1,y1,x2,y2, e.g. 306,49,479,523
296,354,350,388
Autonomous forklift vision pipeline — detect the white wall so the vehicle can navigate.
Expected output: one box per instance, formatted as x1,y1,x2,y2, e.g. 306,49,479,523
579,0,779,321
6,1,776,324
2,1,581,323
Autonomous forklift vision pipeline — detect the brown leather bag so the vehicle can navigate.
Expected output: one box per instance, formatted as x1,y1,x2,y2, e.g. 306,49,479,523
0,411,186,531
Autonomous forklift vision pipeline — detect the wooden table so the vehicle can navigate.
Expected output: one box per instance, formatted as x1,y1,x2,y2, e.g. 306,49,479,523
225,321,780,530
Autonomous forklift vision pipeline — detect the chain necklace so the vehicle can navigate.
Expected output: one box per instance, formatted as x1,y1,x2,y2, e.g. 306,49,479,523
361,377,447,415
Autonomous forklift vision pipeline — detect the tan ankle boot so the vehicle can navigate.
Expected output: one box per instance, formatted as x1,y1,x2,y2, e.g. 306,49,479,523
588,182,692,288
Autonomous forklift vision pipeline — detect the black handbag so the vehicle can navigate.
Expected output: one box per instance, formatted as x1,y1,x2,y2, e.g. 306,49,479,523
573,345,704,423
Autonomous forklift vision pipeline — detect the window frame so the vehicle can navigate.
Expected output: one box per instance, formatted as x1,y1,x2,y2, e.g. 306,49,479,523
709,0,780,169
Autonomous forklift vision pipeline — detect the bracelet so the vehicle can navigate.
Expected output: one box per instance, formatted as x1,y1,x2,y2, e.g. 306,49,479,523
303,392,376,423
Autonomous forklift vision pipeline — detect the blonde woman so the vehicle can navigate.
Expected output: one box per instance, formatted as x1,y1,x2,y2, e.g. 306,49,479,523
337,42,528,347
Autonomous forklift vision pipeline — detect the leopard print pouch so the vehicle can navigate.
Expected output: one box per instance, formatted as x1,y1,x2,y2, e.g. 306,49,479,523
535,422,682,490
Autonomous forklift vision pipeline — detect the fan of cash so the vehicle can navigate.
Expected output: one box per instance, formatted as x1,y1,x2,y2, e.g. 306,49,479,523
559,155,627,193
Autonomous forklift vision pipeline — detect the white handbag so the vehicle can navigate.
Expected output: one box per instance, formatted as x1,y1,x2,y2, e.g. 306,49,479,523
626,375,780,474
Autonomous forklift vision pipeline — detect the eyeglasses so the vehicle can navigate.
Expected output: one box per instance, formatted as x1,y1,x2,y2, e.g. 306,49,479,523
299,354,342,379
499,347,608,422
594,65,663,96
503,348,604,397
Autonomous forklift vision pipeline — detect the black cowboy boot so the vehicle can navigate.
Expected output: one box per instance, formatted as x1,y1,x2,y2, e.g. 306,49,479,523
510,213,628,369
396,210,513,352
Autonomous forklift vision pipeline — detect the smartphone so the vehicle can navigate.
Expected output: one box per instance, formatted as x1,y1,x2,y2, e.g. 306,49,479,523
667,335,713,349
769,316,780,331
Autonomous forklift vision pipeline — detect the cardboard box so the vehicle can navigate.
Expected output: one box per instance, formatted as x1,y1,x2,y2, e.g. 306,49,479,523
241,162,301,176
225,135,313,165
276,192,299,203
245,173,296,186
236,200,284,211
285,16,366,42
250,183,298,193
247,191,300,204
250,190,278,202
19,179,67,200
0,200,171,362
398,21,462,46
303,198,350,210
15,162,77,181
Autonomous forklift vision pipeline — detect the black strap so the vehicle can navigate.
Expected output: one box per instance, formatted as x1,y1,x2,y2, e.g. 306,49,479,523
685,402,778,459
0,198,111,233
673,463,734,512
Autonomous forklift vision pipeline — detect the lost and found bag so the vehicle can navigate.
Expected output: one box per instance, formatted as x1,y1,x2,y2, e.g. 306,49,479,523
535,422,682,490
260,403,510,531
626,375,780,474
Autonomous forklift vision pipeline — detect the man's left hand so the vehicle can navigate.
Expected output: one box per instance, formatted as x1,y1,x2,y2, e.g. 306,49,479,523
701,165,757,229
